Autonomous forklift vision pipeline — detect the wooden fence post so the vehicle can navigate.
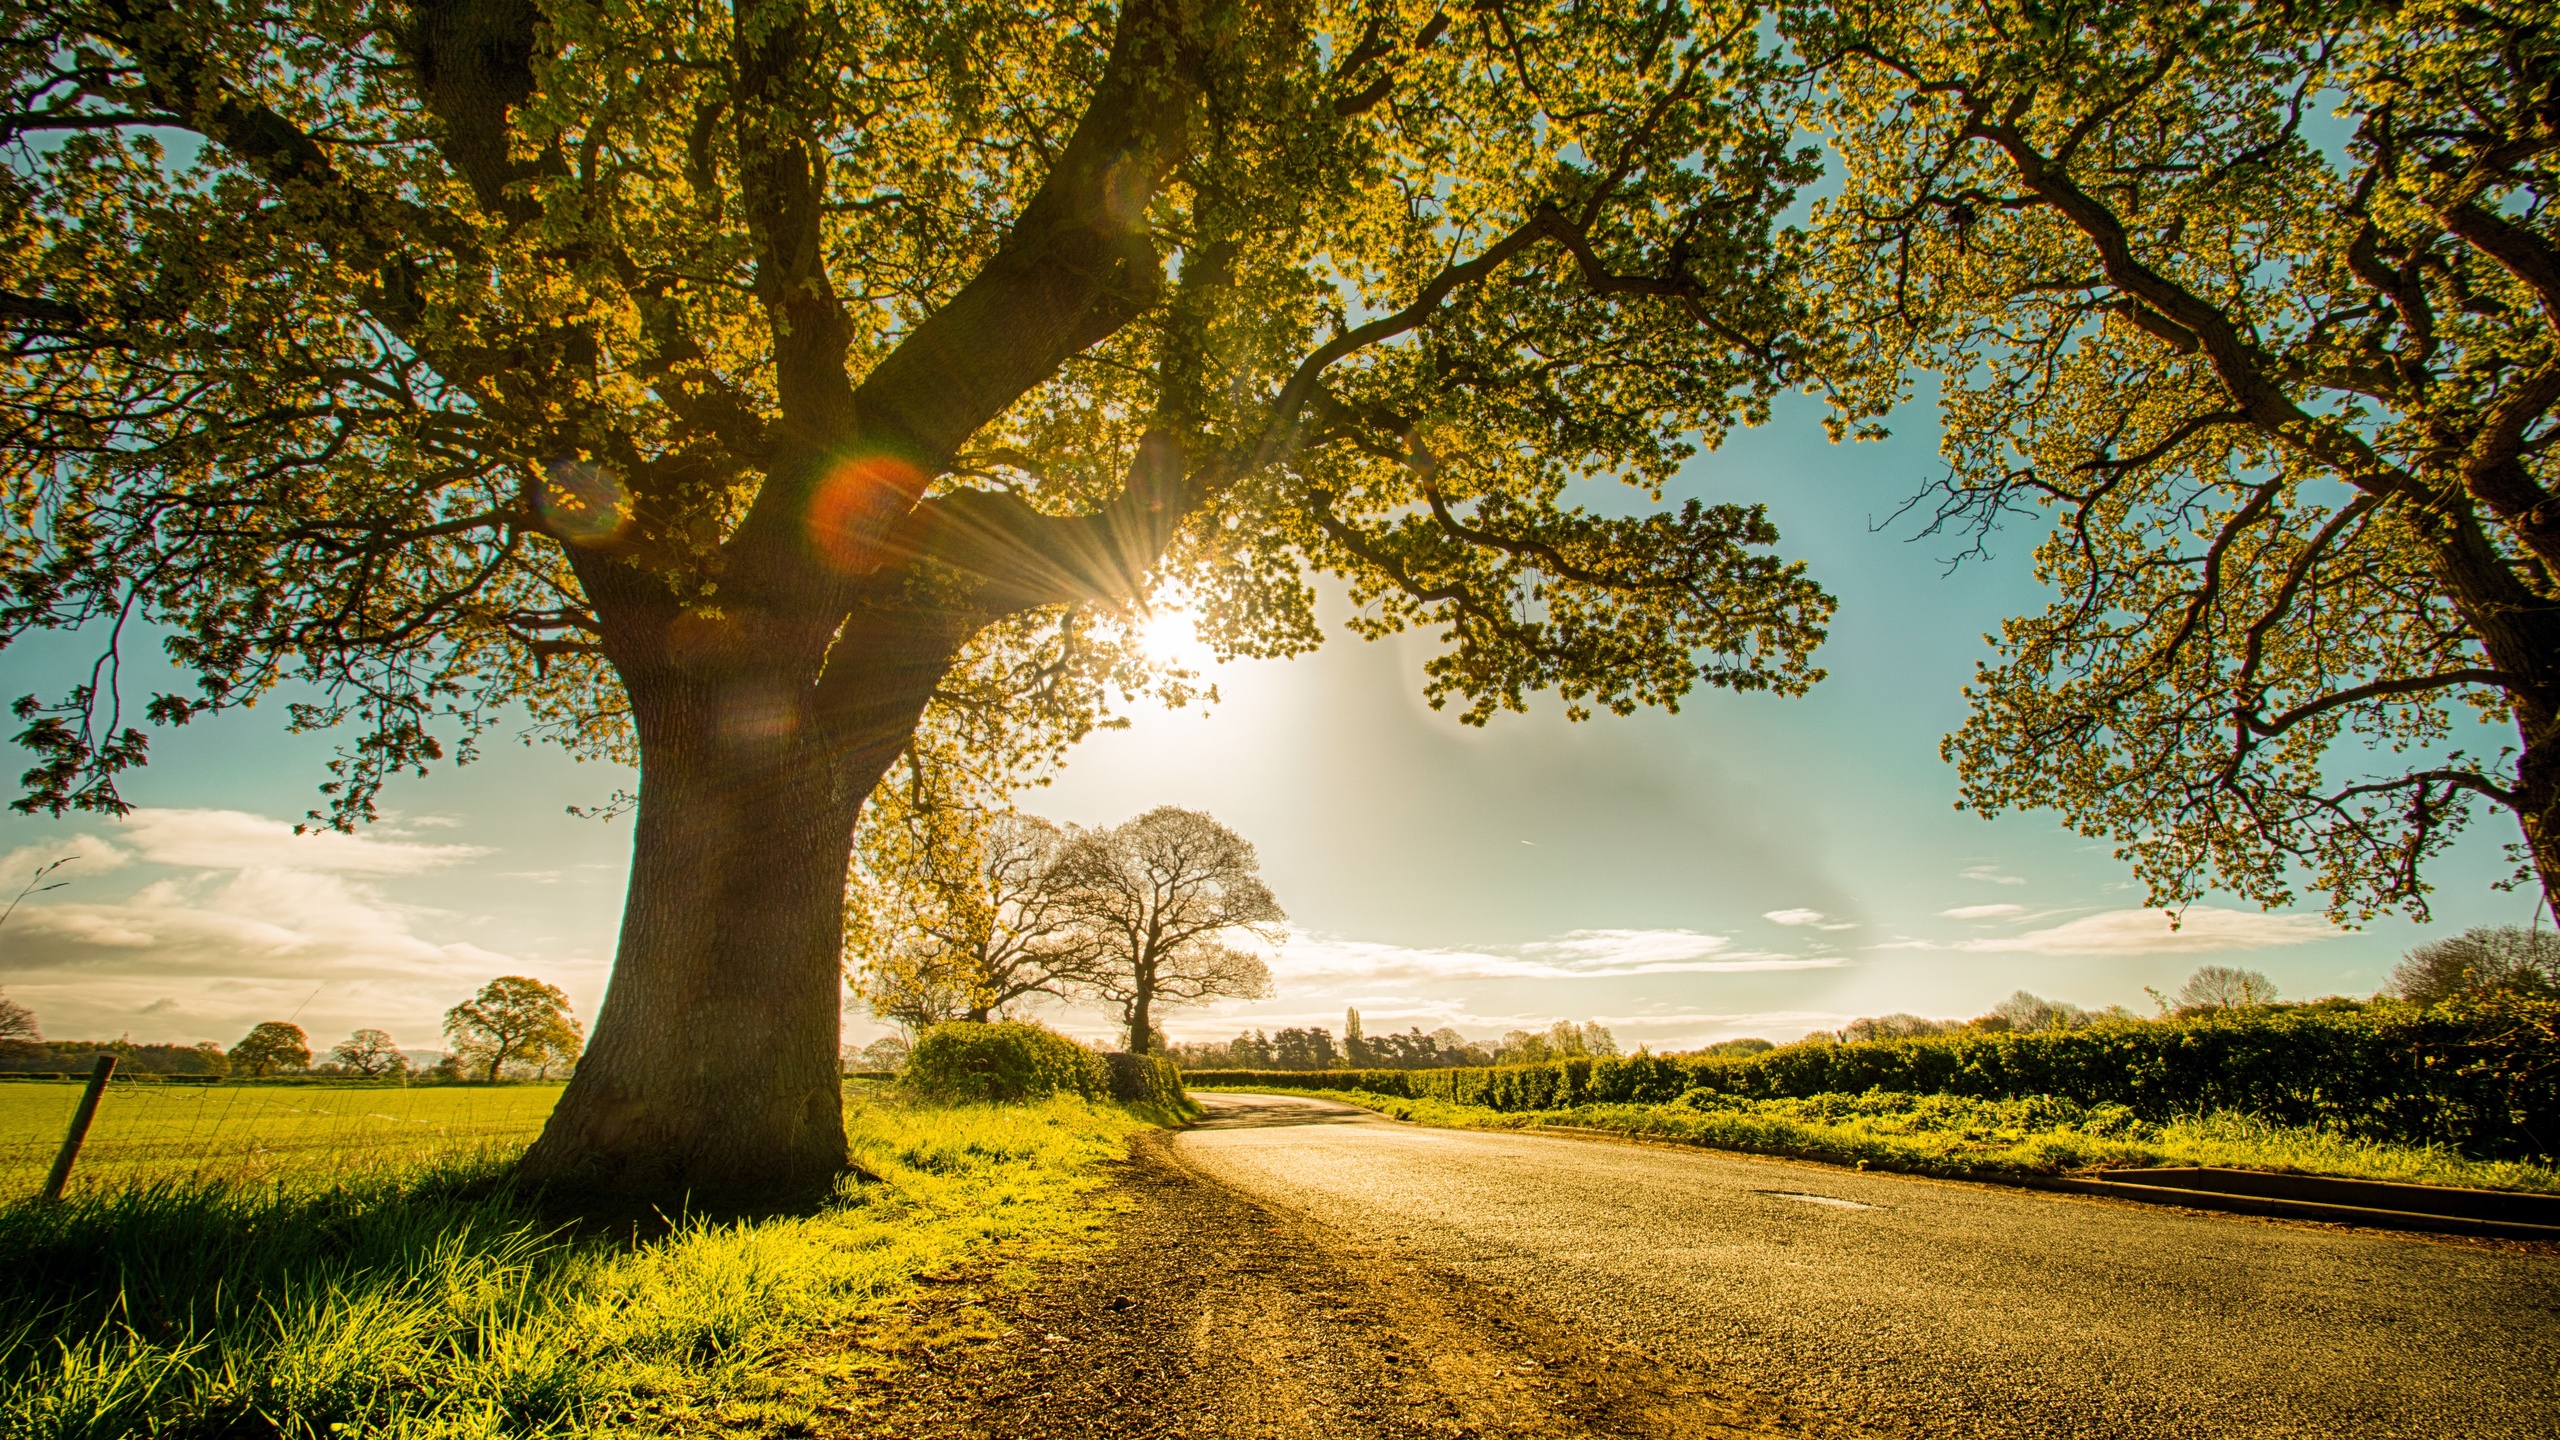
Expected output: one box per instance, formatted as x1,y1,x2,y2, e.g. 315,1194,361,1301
41,1054,116,1202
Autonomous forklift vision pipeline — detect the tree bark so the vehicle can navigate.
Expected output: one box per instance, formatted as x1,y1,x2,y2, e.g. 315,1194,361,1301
520,572,972,1198
1125,972,1154,1055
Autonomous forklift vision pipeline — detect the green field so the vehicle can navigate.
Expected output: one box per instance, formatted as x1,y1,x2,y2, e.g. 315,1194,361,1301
0,1081,564,1197
1,1082,1151,1439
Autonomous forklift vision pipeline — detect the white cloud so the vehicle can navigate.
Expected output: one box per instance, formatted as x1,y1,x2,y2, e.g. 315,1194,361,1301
1763,908,1857,931
1947,907,2336,956
1941,903,2026,920
1261,927,1840,984
0,832,134,883
0,810,557,1047
114,808,488,874
1960,864,2028,886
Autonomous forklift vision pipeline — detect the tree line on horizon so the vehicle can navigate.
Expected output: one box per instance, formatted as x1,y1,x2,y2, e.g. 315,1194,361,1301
0,976,584,1081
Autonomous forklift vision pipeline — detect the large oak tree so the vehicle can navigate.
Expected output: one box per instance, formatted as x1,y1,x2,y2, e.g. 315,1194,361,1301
2,0,1835,1194
1800,0,2560,923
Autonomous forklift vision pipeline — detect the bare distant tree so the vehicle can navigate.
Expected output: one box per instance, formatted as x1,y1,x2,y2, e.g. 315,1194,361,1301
2390,928,2560,1008
0,989,37,1043
2175,967,2280,1013
1050,808,1282,1052
328,1028,409,1077
850,807,1113,1028
1991,991,2093,1032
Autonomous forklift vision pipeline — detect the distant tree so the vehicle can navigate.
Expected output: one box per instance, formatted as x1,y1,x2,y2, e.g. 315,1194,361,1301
2390,928,2560,1008
1050,808,1282,1053
444,978,583,1083
1343,1008,1370,1068
0,989,37,1043
230,1022,311,1077
2175,967,2281,1013
1498,1020,1617,1062
1235,1030,1275,1068
1695,1037,1775,1058
1838,1013,1956,1043
848,780,1114,1028
1271,1028,1337,1071
190,1040,230,1077
855,1036,913,1073
327,1029,408,1078
1991,991,2093,1032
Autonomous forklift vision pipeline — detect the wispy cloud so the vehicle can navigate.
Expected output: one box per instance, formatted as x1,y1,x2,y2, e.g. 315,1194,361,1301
0,810,554,1046
1261,927,1839,984
1763,908,1857,931
1960,864,2028,886
1940,903,2026,920
116,808,489,874
1927,907,2336,956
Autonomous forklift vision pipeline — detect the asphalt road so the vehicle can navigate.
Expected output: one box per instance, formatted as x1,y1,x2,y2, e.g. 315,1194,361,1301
1178,1093,2560,1440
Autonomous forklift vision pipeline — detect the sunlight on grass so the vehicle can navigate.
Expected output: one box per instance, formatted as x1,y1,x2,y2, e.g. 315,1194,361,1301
0,1081,562,1195
1227,1087,2560,1194
0,1085,1147,1439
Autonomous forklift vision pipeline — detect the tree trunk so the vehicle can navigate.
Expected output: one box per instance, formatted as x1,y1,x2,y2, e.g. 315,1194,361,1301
1125,964,1154,1054
2433,519,2560,922
518,574,972,1199
519,667,864,1198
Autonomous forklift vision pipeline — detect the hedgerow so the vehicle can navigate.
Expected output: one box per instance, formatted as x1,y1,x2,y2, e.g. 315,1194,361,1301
1186,996,2560,1160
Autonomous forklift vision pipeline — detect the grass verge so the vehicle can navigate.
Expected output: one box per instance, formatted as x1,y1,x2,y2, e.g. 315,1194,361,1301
1,1087,1149,1439
1206,1086,2560,1194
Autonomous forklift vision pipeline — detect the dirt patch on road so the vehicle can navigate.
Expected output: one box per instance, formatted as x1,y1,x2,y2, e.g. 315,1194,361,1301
831,1131,1876,1440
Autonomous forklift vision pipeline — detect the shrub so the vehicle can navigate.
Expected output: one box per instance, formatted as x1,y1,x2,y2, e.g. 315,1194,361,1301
905,1021,1108,1103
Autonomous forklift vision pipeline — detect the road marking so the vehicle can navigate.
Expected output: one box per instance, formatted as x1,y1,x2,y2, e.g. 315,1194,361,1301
1759,1190,1878,1210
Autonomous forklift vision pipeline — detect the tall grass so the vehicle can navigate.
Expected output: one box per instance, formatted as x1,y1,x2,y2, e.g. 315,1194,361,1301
0,1091,1145,1439
1233,1087,2560,1193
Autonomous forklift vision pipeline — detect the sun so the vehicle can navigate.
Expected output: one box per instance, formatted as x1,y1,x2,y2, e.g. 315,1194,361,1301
1139,605,1220,673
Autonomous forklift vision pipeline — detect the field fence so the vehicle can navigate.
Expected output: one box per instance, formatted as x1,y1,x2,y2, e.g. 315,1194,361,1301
0,1075,566,1200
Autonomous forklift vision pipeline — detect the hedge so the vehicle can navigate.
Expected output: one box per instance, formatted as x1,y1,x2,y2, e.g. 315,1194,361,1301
1188,996,2560,1160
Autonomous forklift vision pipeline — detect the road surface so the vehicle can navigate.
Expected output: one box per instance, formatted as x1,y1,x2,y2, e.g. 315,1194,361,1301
1176,1092,2560,1439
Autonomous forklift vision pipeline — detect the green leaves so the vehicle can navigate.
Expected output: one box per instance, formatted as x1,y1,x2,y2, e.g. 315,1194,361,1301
2,0,1841,826
1800,0,2560,920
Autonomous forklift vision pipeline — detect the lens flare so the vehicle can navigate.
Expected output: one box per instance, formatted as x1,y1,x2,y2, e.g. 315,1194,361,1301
805,452,925,572
539,458,628,545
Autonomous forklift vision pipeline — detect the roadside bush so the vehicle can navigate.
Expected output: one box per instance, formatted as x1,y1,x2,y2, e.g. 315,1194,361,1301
904,1021,1108,1103
1104,1051,1188,1110
1186,994,2560,1160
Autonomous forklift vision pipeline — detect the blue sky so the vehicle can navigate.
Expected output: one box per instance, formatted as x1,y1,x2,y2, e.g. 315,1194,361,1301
0,395,2537,1057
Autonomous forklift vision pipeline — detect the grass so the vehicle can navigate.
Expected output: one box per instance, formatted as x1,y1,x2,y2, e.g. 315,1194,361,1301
0,1081,1151,1439
1208,1086,2560,1194
0,1081,564,1196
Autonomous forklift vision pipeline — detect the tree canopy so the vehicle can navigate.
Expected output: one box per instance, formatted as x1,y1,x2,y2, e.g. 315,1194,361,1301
1049,805,1281,1051
327,1026,410,1076
443,975,582,1081
1798,0,2560,921
5,0,1841,1192
2390,925,2560,1006
230,1020,310,1076
845,784,1109,1027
